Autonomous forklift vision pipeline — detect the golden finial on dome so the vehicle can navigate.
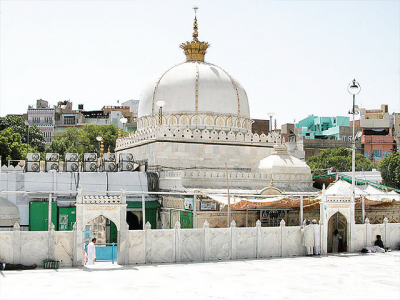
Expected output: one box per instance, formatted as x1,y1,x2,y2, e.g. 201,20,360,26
180,6,210,62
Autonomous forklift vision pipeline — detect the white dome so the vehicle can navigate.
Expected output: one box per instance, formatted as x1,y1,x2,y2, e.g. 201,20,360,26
137,61,251,132
0,197,20,226
253,145,312,180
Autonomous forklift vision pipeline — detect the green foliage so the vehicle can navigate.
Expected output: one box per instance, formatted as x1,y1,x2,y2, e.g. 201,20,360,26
0,115,46,152
307,147,374,176
378,152,400,189
46,124,118,159
0,127,35,165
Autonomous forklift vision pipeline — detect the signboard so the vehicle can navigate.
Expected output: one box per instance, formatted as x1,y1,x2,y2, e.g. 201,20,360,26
59,214,68,231
184,198,193,210
200,200,217,211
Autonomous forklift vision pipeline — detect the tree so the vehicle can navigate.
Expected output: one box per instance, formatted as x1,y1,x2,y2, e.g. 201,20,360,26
0,127,35,165
0,115,46,152
378,152,400,189
46,124,118,159
307,147,374,176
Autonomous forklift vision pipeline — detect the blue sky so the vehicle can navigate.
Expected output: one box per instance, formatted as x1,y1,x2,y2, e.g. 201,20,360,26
1,0,399,127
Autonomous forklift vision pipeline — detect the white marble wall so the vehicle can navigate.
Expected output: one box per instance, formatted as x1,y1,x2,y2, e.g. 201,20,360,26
0,223,74,267
129,220,306,264
353,218,400,251
2,220,399,267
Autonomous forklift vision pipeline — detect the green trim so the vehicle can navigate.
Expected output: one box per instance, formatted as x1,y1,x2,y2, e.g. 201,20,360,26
313,173,400,193
127,200,161,209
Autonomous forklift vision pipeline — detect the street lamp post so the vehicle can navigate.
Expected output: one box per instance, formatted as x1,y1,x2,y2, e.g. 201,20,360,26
96,136,103,157
156,101,166,125
347,79,361,203
120,117,128,135
267,112,275,132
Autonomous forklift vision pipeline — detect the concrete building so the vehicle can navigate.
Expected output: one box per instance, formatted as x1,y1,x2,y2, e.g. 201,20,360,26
296,115,350,140
54,100,85,133
27,99,55,144
359,104,396,162
394,113,400,152
281,115,362,161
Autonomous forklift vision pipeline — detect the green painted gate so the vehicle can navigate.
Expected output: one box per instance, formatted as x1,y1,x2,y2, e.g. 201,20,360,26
29,202,58,231
58,207,76,231
180,211,193,228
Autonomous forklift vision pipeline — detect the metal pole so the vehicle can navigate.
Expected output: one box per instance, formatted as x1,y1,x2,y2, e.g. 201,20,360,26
193,193,197,228
352,93,356,203
300,196,303,225
48,192,52,230
362,195,365,223
225,162,231,227
142,192,146,230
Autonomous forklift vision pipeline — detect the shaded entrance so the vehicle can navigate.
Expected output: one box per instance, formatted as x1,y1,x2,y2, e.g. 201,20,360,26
126,200,160,229
84,216,118,263
328,212,347,253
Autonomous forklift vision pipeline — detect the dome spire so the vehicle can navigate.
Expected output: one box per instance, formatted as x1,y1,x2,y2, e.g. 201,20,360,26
180,7,210,62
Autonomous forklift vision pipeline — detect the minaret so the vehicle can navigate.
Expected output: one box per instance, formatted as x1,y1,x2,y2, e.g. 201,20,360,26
180,7,210,62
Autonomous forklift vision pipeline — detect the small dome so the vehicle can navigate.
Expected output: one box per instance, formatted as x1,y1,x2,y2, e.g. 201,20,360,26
253,145,312,180
0,197,20,226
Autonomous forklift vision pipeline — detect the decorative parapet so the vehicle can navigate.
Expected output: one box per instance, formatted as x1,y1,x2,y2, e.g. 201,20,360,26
137,114,253,132
82,196,121,204
325,195,352,203
116,124,281,150
159,169,312,183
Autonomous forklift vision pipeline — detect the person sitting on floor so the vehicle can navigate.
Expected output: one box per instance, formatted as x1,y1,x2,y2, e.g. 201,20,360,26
374,235,384,249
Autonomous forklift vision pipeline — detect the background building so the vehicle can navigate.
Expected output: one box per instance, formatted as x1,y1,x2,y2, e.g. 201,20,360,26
360,104,396,162
27,99,55,144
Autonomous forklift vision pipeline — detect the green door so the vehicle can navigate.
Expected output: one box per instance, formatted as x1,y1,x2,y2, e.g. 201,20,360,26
180,211,193,228
29,202,57,231
145,208,157,229
110,221,118,243
58,207,76,231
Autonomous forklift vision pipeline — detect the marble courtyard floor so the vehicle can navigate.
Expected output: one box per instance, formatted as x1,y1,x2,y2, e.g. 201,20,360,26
1,251,399,300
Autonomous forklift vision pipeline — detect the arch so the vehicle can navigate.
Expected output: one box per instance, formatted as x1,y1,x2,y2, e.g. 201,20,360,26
226,117,233,127
84,215,118,245
179,115,189,126
216,116,225,127
327,212,348,253
191,115,202,126
168,115,178,126
205,115,214,126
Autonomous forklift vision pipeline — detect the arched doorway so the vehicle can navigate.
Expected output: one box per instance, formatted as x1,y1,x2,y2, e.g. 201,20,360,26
73,189,129,266
126,211,141,230
84,216,118,263
327,212,347,253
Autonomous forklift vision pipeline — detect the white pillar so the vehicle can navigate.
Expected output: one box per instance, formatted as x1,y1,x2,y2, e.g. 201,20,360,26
175,221,181,262
203,220,210,261
13,222,21,264
145,221,152,263
230,220,237,260
280,219,286,257
256,220,262,258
